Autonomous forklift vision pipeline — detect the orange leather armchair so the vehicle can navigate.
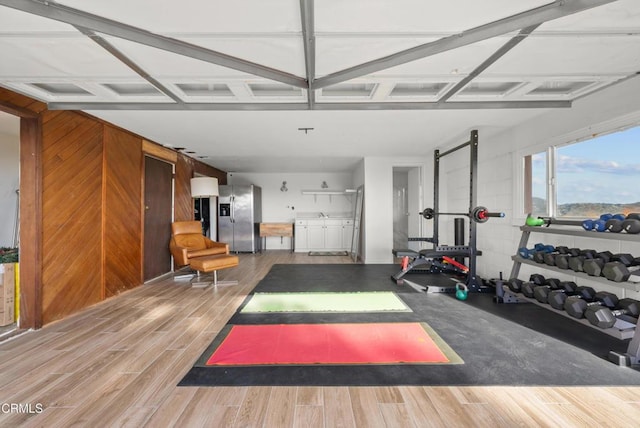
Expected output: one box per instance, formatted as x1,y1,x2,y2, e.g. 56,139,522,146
169,221,229,267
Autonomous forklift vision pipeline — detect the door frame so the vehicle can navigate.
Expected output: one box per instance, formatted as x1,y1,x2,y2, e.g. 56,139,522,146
392,165,423,252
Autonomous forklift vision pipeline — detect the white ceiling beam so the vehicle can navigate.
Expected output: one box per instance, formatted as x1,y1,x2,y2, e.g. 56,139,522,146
226,83,254,102
47,100,571,111
313,0,619,89
75,26,184,104
300,0,316,108
370,83,396,101
0,0,308,89
437,24,540,103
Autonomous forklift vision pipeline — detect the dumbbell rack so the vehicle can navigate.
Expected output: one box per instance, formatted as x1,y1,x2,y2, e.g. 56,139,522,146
505,225,640,366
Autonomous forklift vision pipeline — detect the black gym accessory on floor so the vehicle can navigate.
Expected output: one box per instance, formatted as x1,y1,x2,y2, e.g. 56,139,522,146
585,298,640,329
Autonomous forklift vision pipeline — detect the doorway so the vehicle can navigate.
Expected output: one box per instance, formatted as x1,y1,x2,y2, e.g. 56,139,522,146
0,111,20,336
392,167,422,251
143,156,174,281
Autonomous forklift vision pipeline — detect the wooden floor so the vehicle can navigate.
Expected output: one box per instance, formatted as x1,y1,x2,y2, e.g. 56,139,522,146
1,251,639,427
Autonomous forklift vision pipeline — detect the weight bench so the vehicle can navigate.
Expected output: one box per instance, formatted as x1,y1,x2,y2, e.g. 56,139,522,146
391,246,474,292
189,254,239,288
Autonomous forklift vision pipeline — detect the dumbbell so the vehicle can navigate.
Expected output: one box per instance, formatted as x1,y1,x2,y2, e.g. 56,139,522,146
601,253,640,282
583,214,622,232
604,213,640,234
602,254,640,282
506,278,524,293
582,250,613,276
548,285,596,310
533,280,576,304
541,246,571,267
529,273,547,286
582,251,614,276
564,291,619,319
518,244,553,260
520,273,560,298
584,298,640,329
555,248,581,270
522,277,560,298
566,249,598,272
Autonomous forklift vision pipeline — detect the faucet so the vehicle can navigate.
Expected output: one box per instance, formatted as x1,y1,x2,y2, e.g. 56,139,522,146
319,212,328,218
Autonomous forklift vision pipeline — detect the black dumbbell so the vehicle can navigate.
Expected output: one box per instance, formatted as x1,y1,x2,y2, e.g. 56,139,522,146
582,251,615,276
506,278,524,293
602,261,640,282
568,255,586,272
533,280,576,304
555,248,581,270
564,291,619,319
566,249,598,273
584,298,640,329
522,277,560,298
605,214,640,234
584,259,605,276
601,254,640,282
548,285,596,310
540,246,572,266
529,274,546,286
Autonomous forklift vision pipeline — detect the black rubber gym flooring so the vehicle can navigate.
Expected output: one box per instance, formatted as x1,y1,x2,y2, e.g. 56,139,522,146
179,264,640,386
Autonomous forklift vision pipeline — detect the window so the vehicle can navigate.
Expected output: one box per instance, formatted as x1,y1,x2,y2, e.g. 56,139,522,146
524,124,640,218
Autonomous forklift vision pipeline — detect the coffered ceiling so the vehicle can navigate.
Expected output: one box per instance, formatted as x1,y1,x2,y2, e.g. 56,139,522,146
0,0,638,172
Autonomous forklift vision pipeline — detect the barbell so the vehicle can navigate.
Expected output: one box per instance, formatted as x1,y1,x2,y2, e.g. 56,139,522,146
419,206,505,223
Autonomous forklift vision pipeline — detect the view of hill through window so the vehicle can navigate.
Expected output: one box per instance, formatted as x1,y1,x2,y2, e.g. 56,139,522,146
530,125,640,218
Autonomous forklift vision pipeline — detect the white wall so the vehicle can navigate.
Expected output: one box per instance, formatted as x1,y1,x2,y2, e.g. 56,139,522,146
440,77,640,300
363,156,429,264
228,171,356,250
0,131,20,248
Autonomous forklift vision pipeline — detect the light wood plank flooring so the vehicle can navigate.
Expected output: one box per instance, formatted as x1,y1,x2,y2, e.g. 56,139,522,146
1,251,639,427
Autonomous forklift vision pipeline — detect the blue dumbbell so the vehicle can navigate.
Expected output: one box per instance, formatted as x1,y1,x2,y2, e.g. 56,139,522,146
583,214,625,232
518,244,554,259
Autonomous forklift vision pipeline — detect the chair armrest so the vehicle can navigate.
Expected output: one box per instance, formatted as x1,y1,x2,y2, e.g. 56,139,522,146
169,238,190,266
204,238,230,254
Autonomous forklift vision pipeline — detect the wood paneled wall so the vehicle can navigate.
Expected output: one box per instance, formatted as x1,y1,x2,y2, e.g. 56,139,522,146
1,88,229,327
103,126,143,298
41,111,104,324
175,154,195,222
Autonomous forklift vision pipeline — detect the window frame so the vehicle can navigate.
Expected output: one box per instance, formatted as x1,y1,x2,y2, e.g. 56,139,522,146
514,113,640,224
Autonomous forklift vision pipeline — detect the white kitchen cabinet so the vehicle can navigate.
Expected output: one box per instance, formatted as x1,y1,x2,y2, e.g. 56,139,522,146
306,220,325,249
342,219,354,250
324,220,344,250
295,218,353,252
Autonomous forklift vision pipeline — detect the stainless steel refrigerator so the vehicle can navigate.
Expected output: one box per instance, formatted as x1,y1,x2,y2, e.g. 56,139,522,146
217,185,262,253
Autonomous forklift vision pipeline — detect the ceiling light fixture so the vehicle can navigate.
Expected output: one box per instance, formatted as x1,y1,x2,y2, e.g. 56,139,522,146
298,127,314,134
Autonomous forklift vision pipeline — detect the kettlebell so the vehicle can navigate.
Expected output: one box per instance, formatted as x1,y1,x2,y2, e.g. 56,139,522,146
455,283,469,301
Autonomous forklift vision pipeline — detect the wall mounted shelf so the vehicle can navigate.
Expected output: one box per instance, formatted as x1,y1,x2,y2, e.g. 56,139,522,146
301,190,355,202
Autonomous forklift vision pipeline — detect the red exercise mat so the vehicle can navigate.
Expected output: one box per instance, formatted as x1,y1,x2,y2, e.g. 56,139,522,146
206,322,450,366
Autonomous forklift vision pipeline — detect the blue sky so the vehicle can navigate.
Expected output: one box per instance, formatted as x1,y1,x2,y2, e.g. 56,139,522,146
533,125,640,204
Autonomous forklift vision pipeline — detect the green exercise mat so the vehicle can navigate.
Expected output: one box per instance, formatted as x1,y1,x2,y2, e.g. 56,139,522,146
240,291,411,313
